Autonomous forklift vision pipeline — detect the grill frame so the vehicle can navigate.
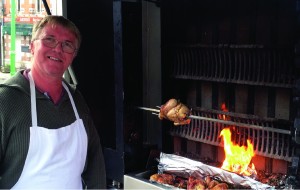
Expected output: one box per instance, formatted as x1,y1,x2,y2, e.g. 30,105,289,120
167,44,296,88
169,108,294,162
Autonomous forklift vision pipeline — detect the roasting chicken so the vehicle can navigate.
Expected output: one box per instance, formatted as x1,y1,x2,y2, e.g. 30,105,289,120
158,98,191,125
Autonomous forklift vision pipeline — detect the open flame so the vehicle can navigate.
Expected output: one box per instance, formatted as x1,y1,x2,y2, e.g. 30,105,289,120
218,103,257,176
220,128,256,176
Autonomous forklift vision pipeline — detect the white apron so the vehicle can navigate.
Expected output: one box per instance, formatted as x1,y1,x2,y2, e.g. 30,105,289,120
12,73,88,189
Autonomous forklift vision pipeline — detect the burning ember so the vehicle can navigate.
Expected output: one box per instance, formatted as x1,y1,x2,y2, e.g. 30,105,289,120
218,103,257,177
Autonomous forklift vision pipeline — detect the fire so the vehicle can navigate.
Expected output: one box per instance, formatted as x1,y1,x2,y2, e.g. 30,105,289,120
218,103,229,121
220,128,256,176
218,103,257,176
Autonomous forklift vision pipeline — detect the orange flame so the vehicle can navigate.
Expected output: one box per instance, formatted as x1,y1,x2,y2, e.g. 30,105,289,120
218,103,229,121
219,128,256,176
218,103,256,176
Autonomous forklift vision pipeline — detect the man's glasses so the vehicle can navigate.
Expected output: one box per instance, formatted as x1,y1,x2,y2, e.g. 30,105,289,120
37,37,77,54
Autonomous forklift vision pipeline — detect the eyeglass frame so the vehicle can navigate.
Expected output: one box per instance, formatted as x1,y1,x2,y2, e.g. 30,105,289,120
34,36,78,54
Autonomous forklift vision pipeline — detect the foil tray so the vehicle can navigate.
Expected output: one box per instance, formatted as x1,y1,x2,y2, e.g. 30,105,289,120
158,152,274,189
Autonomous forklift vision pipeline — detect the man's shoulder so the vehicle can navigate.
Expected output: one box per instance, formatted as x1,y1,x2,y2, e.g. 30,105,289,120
0,73,29,104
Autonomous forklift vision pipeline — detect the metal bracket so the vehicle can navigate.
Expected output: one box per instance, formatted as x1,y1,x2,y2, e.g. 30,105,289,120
294,118,300,144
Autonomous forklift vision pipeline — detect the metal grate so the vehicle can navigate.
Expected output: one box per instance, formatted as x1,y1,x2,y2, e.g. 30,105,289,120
168,44,296,88
169,107,294,162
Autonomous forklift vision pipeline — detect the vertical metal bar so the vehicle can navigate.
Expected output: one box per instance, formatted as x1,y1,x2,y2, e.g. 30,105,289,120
238,49,243,81
210,47,216,78
272,50,277,84
113,0,124,155
267,50,272,83
181,48,187,76
213,46,219,78
174,49,180,76
221,46,227,80
191,47,197,77
228,46,233,81
242,49,247,82
180,48,185,76
41,0,52,15
261,50,266,83
187,48,192,76
190,121,195,140
197,118,201,139
260,129,265,155
247,48,252,81
205,47,211,78
279,133,283,157
195,47,200,77
270,131,275,156
216,46,221,79
267,130,271,155
254,48,259,83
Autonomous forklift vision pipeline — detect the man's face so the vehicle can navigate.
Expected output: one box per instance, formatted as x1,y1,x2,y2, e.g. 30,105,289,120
30,24,78,78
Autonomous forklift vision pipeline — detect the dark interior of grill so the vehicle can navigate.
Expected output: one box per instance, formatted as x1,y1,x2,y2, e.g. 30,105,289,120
160,0,300,185
67,0,300,188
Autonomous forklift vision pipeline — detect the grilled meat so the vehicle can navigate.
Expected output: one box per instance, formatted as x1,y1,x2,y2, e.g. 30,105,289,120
158,98,191,125
150,173,229,190
150,173,174,185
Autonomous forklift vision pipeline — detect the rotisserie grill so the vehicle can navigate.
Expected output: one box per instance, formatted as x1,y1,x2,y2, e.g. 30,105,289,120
133,103,292,189
123,0,300,189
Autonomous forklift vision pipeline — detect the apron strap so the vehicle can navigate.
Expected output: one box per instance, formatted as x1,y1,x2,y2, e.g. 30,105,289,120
28,72,37,126
62,82,80,120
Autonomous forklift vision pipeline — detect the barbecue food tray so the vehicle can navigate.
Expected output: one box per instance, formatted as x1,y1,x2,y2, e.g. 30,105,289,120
124,152,275,189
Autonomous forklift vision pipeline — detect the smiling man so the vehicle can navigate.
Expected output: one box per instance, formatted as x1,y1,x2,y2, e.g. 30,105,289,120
0,15,106,189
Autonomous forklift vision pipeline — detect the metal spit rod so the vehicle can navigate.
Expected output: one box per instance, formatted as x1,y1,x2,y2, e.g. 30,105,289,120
137,106,291,135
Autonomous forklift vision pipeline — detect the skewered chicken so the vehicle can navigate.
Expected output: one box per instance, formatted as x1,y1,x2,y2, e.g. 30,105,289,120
158,98,191,125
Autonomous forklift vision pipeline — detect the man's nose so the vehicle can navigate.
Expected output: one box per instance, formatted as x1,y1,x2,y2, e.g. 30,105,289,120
53,42,64,52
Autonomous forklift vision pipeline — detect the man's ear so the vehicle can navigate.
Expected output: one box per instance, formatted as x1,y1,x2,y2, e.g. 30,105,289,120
30,42,34,54
73,51,78,57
